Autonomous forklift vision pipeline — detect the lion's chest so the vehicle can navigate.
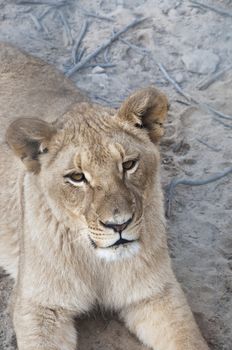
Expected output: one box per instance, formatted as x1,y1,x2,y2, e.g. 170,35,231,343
96,259,160,310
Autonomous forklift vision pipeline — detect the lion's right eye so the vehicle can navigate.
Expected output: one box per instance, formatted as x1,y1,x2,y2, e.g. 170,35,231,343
64,173,86,186
122,160,137,171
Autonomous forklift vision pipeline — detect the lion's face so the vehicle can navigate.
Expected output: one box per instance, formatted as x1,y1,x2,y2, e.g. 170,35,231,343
41,114,158,261
6,87,168,261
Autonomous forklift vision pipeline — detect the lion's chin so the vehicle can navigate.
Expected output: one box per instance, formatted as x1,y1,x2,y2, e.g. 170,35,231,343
95,241,140,262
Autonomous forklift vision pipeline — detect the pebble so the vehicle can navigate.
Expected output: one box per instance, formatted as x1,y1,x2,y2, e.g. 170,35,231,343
91,73,109,89
174,72,185,84
191,8,200,15
168,9,178,19
91,66,105,74
182,49,220,74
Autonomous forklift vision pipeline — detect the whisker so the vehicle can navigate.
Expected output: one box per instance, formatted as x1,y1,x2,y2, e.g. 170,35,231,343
68,234,86,245
90,231,106,236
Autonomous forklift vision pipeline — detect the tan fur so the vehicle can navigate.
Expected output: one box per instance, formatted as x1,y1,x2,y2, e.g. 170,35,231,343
0,43,209,350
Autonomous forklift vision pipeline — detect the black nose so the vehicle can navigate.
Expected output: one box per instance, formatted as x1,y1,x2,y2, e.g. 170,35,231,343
100,217,133,233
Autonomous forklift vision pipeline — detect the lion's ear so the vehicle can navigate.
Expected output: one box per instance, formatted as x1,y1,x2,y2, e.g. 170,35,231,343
6,118,56,173
117,86,169,143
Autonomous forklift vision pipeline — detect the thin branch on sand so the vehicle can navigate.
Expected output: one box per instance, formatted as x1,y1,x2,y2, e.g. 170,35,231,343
104,46,110,63
166,167,232,217
189,0,232,17
29,13,43,31
72,20,89,64
85,63,116,68
175,99,192,106
204,104,232,121
197,65,232,90
196,138,221,152
77,47,86,62
155,61,194,102
17,0,66,5
119,37,149,55
213,118,232,129
83,10,114,22
57,9,73,46
66,17,146,77
39,7,53,19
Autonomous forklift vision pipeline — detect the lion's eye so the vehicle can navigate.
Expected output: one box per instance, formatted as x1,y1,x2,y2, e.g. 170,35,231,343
122,160,137,171
65,173,86,185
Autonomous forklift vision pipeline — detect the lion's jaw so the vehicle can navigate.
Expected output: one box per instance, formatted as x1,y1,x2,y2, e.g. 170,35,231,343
95,240,141,261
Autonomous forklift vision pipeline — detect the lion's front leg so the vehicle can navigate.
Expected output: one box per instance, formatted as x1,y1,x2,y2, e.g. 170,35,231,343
13,299,77,350
120,282,209,350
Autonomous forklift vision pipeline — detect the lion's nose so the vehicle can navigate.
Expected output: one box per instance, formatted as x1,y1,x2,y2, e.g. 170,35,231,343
100,217,133,233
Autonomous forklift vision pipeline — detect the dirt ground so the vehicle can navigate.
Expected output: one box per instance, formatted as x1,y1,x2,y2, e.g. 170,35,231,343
0,0,232,349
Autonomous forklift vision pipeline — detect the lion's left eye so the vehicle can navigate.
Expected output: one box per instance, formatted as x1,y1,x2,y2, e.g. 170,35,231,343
122,160,137,171
64,172,86,186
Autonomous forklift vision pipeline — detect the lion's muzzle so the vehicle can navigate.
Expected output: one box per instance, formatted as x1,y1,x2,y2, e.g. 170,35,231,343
100,216,133,233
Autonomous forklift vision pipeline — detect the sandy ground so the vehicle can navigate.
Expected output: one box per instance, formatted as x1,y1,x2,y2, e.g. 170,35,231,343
0,0,232,349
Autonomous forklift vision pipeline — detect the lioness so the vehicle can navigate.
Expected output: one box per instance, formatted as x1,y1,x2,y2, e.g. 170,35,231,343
0,43,209,350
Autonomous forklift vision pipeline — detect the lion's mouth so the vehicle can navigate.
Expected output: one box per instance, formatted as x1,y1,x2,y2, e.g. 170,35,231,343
89,236,138,249
108,237,136,248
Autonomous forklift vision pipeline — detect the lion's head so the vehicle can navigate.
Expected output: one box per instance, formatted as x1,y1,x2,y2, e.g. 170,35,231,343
6,87,168,261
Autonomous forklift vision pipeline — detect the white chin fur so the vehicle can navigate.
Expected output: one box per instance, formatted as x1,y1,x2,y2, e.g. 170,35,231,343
95,241,140,262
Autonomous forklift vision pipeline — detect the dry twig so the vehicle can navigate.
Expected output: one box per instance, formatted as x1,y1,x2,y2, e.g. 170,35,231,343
57,9,73,46
119,37,149,55
104,46,110,63
197,65,232,90
72,20,89,64
66,17,146,77
29,13,43,31
189,0,232,17
155,62,194,102
39,7,53,19
77,47,86,62
83,11,114,22
196,138,221,152
17,0,66,5
174,99,191,107
166,167,232,217
213,118,232,129
205,104,232,121
85,63,116,68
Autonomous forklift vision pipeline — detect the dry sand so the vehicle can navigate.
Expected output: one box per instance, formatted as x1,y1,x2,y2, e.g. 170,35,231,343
0,0,232,349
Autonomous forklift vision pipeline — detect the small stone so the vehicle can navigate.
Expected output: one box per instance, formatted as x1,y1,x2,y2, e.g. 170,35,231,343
91,66,105,74
174,72,185,84
191,8,200,15
168,9,178,19
91,73,109,89
182,49,220,75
